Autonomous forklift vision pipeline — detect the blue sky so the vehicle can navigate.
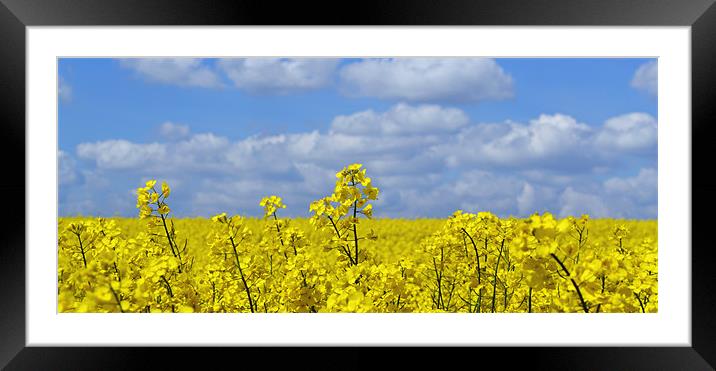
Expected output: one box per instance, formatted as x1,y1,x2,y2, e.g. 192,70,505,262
58,58,658,219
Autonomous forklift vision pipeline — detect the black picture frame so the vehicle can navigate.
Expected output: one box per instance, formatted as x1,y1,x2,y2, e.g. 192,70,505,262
1,0,714,369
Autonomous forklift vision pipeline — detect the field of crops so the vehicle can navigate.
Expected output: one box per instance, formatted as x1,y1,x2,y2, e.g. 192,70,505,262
58,164,657,313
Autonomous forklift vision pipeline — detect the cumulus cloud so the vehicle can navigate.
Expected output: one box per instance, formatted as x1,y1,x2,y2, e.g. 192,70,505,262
557,168,658,219
117,57,516,101
217,58,338,94
559,187,610,218
372,171,560,218
330,103,468,136
440,112,658,171
604,168,657,204
440,113,595,170
69,106,657,218
594,113,657,154
517,182,536,215
58,77,72,103
482,114,593,163
120,58,223,88
631,60,657,96
339,58,514,103
58,150,77,185
77,140,166,170
158,121,190,140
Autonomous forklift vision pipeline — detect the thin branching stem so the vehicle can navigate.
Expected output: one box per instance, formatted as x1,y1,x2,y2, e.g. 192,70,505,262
491,239,505,313
551,253,589,313
229,234,255,313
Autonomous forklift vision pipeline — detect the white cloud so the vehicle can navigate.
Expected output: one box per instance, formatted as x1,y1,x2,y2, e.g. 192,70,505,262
217,58,338,93
58,150,77,185
216,104,461,176
559,187,609,218
69,107,657,218
293,163,336,194
594,168,659,219
176,133,229,155
604,168,657,203
451,171,524,214
486,114,592,160
377,171,560,218
77,140,166,169
120,58,223,88
58,77,72,103
442,113,594,169
441,112,658,170
173,133,231,172
450,170,522,199
595,113,657,154
158,121,190,140
631,60,657,95
339,58,514,102
225,134,299,174
330,103,468,136
517,183,536,215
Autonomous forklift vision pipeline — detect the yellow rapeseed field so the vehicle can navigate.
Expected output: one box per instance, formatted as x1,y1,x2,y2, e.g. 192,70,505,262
58,164,657,313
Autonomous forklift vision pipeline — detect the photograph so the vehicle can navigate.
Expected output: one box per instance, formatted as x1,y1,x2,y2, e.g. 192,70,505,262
3,0,714,367
57,57,658,314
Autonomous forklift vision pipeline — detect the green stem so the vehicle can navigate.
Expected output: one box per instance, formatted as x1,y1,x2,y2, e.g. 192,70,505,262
461,228,481,284
272,212,285,247
159,214,182,273
160,275,175,313
113,262,121,282
491,239,504,313
503,285,508,311
352,219,359,264
75,232,87,268
432,257,443,310
352,182,359,265
634,292,646,313
550,253,589,313
596,275,605,313
109,284,125,313
528,287,532,313
327,215,354,265
229,235,255,313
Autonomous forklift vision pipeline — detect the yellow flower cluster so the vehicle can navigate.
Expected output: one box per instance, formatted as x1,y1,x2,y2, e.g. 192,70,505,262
58,164,657,313
309,163,378,266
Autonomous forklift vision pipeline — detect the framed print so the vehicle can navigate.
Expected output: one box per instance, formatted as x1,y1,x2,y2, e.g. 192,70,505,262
2,0,715,369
